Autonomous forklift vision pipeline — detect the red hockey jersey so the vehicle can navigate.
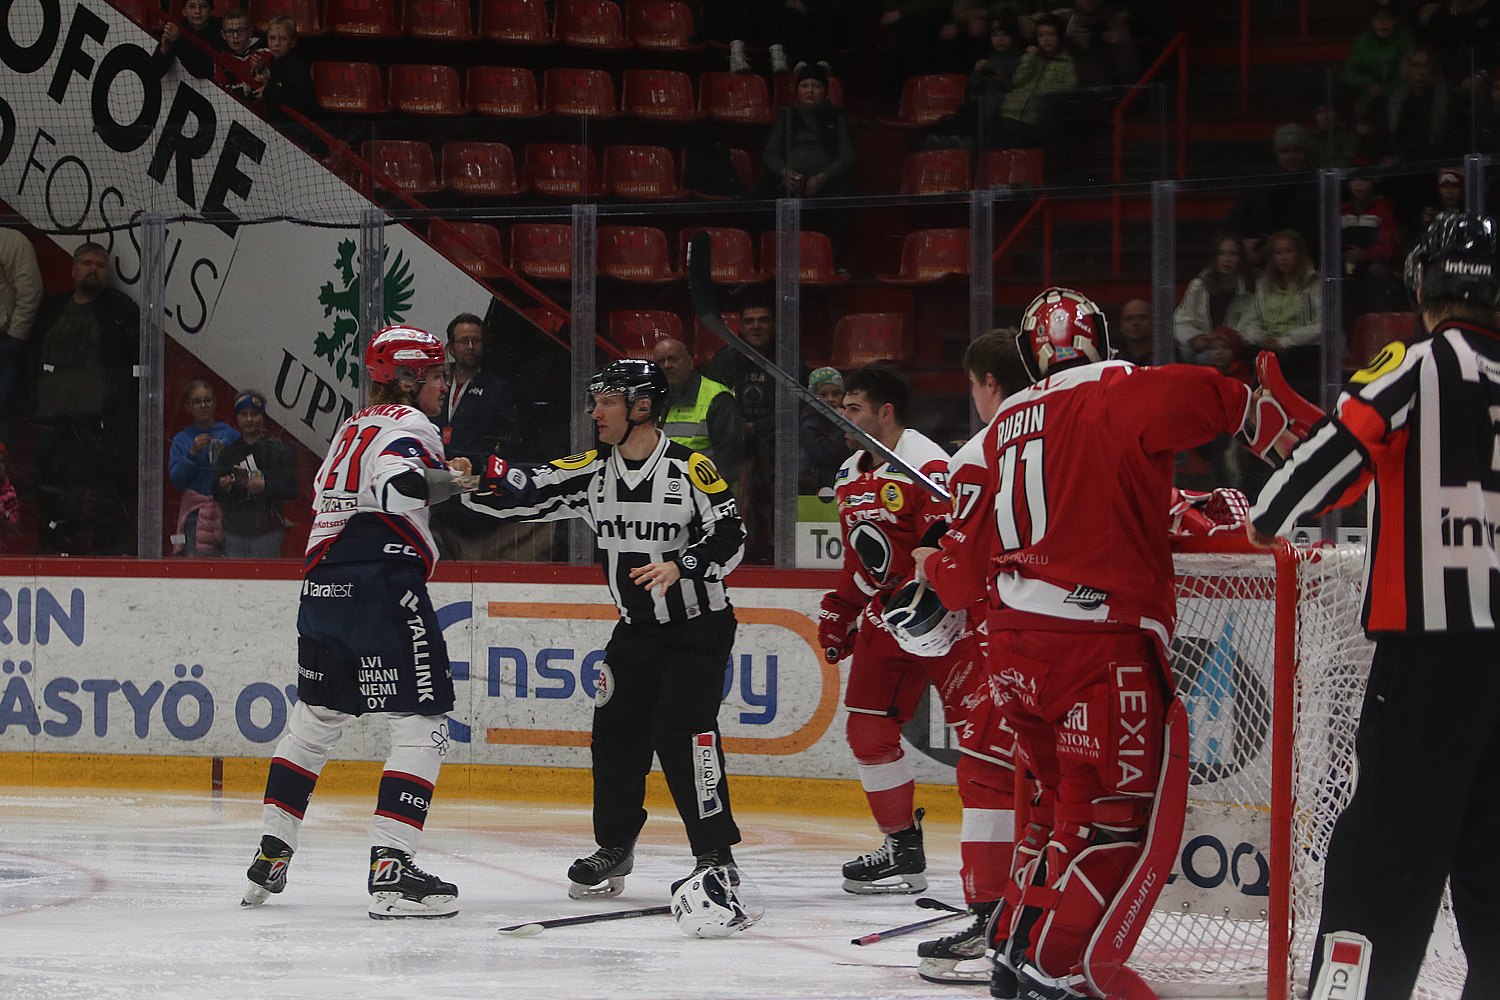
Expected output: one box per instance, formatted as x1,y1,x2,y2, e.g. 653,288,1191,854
829,429,951,613
930,360,1250,643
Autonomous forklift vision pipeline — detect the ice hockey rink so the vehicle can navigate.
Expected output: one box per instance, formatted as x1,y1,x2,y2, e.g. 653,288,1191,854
2,788,1023,1000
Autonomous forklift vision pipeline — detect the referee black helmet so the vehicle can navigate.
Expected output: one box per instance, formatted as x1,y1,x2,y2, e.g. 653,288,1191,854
590,358,669,422
1405,211,1500,306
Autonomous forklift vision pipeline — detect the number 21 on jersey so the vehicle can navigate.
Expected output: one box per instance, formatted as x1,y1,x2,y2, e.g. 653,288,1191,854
323,423,380,493
995,437,1046,551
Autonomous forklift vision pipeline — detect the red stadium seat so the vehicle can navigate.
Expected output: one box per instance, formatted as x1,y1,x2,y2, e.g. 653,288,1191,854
363,140,441,194
693,312,738,364
626,0,701,50
389,64,467,115
312,61,389,113
620,68,700,121
250,0,326,34
442,142,523,196
609,310,685,358
899,150,971,195
326,0,399,36
480,0,553,43
831,313,911,367
430,221,508,277
699,72,774,124
681,146,756,199
404,0,476,39
468,66,541,117
1346,311,1415,370
602,145,684,200
523,143,601,197
543,67,620,117
759,230,848,284
555,0,629,48
598,225,681,282
771,71,843,108
679,227,764,284
510,223,573,280
878,228,971,283
881,73,966,127
978,148,1044,188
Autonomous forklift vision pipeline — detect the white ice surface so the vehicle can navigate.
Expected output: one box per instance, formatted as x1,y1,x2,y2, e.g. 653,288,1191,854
0,789,1261,1000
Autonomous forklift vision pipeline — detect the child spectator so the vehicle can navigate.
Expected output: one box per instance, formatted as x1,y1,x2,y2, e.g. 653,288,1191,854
1422,165,1467,227
217,8,266,100
1174,234,1253,360
213,389,298,558
154,0,222,80
1340,0,1414,116
971,15,1022,98
1203,327,1252,384
993,13,1076,149
169,380,239,557
1342,172,1402,317
799,367,851,495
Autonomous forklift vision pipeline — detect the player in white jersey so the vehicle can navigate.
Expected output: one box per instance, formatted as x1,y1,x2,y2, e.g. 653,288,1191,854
241,326,474,919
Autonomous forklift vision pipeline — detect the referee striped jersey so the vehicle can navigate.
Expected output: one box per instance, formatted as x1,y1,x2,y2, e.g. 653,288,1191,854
1250,320,1500,634
463,431,745,625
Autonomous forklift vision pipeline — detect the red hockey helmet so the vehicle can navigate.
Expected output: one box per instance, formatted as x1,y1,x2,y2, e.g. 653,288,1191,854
1015,287,1112,382
365,325,446,384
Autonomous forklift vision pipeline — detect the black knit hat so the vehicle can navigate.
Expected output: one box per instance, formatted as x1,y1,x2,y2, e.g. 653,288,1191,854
795,61,829,86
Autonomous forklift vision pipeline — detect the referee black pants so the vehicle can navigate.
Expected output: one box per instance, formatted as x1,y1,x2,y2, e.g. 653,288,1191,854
591,609,742,857
1310,632,1500,1000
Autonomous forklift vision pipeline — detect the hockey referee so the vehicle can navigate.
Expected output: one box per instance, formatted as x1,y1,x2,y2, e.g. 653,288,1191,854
465,359,747,899
1249,213,1500,1000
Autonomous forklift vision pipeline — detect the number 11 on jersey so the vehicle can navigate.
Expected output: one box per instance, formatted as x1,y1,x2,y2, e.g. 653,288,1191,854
996,438,1046,552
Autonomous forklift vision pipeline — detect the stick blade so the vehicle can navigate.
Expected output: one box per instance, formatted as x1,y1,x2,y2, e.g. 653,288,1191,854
497,923,545,938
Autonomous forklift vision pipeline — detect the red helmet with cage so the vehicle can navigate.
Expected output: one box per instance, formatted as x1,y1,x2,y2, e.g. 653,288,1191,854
365,325,446,384
1015,287,1112,382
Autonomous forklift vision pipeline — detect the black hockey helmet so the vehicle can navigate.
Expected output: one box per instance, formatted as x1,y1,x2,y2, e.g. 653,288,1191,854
589,358,669,423
1404,211,1500,306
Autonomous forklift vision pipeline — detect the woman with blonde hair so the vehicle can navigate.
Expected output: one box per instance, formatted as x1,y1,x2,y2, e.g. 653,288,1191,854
1239,229,1323,397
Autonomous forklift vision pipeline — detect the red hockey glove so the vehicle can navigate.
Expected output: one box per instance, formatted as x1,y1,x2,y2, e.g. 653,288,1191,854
818,592,863,663
1242,351,1327,463
1169,487,1251,538
480,456,530,497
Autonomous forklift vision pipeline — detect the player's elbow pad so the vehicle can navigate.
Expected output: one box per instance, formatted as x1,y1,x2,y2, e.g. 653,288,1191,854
376,468,428,513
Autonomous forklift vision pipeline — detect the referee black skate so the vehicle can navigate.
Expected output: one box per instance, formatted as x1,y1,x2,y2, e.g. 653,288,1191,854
465,359,747,900
1250,212,1500,1000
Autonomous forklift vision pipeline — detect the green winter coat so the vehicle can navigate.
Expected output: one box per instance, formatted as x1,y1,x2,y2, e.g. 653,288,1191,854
1001,50,1077,126
1339,27,1415,97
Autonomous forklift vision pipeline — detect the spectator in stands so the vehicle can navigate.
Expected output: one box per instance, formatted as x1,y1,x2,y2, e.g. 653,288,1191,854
704,297,782,563
1340,0,1415,117
652,337,746,470
763,61,856,200
1310,92,1365,168
155,0,223,80
0,444,19,551
1237,229,1323,400
1194,326,1253,490
800,366,850,495
0,227,42,448
971,14,1023,96
31,243,140,557
216,8,266,100
1175,234,1254,362
1422,165,1467,227
257,16,315,118
1227,123,1319,268
937,2,994,74
1342,172,1402,318
1383,46,1451,163
1061,0,1137,89
993,14,1076,150
1113,298,1155,365
170,380,240,558
213,389,297,558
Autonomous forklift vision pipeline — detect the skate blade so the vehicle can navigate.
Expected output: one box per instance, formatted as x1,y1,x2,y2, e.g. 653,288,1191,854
241,881,274,907
918,956,992,985
368,892,459,919
567,876,625,900
842,873,928,895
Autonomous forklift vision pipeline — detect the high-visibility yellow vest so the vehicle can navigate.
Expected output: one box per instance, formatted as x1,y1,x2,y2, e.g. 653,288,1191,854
663,375,733,457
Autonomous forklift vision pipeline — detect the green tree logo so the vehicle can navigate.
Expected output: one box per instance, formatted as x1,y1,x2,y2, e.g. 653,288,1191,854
313,239,416,389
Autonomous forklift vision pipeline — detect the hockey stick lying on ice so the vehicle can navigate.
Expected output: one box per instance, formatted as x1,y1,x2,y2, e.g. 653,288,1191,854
915,897,967,915
498,904,672,937
851,909,966,946
685,232,950,503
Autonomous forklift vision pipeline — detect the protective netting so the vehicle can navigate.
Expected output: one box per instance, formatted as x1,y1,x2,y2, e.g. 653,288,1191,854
1136,546,1466,1000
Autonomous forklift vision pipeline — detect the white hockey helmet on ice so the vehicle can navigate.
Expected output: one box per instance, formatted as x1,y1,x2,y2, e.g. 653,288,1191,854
671,866,763,939
882,580,965,658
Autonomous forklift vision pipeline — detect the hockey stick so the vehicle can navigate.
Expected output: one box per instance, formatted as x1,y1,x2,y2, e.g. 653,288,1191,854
685,232,950,502
915,897,968,915
497,904,672,937
851,910,965,946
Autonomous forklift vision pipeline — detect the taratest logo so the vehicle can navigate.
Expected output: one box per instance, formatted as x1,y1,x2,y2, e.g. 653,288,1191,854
314,239,416,389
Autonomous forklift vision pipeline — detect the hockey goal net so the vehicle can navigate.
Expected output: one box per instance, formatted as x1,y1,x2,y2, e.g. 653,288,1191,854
1132,540,1467,999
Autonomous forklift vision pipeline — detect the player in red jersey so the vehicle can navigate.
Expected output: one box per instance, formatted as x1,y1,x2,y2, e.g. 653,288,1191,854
916,289,1284,1000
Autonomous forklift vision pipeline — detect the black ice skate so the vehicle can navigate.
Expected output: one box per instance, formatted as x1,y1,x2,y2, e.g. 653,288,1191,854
567,843,634,899
842,807,927,894
1008,963,1084,1000
240,835,294,907
917,900,998,984
670,845,737,894
367,847,459,919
